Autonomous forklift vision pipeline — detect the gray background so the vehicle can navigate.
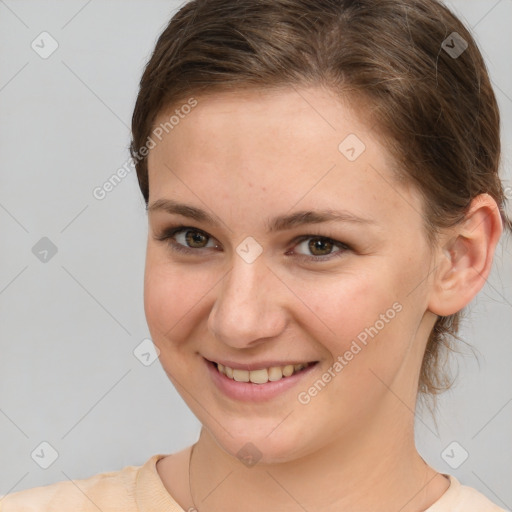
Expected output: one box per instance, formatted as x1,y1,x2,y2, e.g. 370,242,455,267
0,0,511,507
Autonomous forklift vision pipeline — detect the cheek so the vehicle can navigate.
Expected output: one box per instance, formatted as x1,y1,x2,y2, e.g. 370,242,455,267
293,269,400,350
289,278,402,416
143,249,216,345
291,268,413,390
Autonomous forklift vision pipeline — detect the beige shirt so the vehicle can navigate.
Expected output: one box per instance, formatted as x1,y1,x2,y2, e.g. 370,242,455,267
0,454,507,511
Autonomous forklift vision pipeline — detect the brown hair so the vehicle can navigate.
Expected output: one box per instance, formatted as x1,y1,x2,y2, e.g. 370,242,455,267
130,0,511,404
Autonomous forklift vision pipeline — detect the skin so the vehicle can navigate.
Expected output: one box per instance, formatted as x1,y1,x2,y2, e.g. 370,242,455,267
144,86,502,512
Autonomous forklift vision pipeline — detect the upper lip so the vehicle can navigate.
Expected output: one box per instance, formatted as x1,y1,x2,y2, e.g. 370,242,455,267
205,357,318,371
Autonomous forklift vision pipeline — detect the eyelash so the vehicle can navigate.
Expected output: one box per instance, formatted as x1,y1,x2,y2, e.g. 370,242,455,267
154,225,351,263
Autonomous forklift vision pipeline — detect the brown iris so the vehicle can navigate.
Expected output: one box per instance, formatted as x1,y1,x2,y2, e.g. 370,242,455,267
308,237,334,256
185,230,209,248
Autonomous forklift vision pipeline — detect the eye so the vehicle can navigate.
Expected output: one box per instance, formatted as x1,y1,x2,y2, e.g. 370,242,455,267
155,226,220,254
175,229,216,249
291,235,349,261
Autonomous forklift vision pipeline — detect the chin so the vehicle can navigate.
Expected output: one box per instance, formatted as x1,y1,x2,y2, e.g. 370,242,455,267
202,416,317,467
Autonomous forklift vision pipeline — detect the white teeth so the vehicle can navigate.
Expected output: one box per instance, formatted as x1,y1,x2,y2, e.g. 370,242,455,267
249,369,268,384
282,365,294,377
233,369,249,382
268,366,283,381
216,362,310,384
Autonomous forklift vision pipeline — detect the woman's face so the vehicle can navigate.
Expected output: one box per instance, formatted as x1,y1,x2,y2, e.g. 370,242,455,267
144,86,438,463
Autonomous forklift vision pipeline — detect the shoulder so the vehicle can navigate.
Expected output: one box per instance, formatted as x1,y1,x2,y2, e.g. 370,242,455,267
0,455,163,512
456,482,508,512
428,474,509,512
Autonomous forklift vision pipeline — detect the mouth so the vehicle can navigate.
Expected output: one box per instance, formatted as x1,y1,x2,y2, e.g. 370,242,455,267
207,359,318,385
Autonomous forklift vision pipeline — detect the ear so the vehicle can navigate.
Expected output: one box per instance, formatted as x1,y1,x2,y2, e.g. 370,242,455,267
428,193,503,316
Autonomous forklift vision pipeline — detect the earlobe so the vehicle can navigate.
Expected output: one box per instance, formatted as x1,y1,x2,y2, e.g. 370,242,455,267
428,194,503,316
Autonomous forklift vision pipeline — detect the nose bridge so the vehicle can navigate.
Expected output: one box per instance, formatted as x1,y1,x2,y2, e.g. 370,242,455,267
208,254,285,347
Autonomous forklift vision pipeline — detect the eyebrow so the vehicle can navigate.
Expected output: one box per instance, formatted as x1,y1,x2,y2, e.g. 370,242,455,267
147,199,376,232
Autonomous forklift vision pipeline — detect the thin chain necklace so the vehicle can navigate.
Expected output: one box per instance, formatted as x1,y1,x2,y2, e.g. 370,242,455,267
188,442,199,511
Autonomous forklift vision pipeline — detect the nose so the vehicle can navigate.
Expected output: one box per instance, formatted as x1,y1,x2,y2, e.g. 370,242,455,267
207,254,288,349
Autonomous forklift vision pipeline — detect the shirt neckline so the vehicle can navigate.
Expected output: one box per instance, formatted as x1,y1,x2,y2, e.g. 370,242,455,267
135,454,459,512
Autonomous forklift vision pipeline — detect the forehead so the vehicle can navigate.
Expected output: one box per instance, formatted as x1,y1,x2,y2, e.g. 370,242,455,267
147,86,423,229
153,86,368,156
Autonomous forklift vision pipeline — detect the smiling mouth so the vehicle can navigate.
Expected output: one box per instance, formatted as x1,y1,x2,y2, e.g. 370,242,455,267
211,360,318,384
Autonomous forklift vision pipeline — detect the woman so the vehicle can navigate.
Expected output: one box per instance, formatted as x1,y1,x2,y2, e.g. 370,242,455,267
1,0,510,510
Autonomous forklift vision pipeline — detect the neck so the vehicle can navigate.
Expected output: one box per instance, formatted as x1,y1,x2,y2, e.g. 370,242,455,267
188,406,448,512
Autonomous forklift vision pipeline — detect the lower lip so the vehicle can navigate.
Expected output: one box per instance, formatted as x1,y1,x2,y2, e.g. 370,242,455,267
205,358,318,402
